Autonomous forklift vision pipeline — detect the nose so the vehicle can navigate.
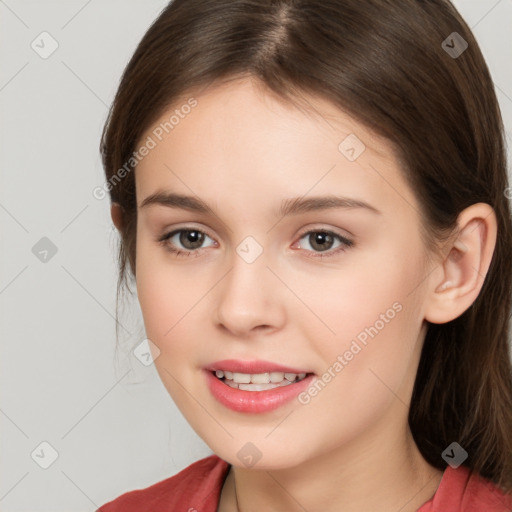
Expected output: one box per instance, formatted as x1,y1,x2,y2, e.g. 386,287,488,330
213,249,287,338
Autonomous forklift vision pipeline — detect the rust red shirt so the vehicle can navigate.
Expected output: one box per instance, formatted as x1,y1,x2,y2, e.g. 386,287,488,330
97,454,512,511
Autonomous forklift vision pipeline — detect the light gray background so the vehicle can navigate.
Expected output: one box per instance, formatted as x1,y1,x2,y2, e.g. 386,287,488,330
1,1,511,511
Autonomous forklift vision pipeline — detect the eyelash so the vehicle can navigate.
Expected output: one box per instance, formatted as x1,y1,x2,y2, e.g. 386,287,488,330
157,227,354,259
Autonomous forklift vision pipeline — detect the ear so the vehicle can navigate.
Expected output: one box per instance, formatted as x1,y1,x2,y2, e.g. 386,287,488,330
111,202,124,231
424,203,497,324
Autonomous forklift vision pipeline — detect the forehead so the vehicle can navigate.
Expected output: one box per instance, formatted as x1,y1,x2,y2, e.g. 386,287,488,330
138,75,400,160
149,76,396,156
134,76,418,218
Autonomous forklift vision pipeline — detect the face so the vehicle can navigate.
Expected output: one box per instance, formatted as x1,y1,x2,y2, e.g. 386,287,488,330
133,76,433,469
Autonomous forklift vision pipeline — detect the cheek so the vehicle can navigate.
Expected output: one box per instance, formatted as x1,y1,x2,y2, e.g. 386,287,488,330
135,239,223,379
135,241,196,345
290,244,415,336
135,250,200,407
294,244,425,403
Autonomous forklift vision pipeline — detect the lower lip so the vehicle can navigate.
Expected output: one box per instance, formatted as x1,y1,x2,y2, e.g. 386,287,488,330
204,369,315,413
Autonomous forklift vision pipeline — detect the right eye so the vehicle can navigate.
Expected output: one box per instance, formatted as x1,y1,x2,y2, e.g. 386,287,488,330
158,228,217,256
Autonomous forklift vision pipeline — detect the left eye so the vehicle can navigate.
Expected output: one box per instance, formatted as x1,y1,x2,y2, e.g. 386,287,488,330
296,230,353,255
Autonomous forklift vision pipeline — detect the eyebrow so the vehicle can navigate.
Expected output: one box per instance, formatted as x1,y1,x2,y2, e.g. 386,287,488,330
139,191,381,217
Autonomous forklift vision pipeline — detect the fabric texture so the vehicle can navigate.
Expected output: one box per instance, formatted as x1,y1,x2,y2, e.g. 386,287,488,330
97,454,512,512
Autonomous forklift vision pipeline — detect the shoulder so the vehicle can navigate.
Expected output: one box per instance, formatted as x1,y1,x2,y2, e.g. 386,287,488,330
462,468,512,512
96,454,231,512
419,464,512,512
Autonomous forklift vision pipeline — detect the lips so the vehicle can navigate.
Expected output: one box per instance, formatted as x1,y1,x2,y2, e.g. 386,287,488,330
204,369,315,413
203,359,313,374
202,359,316,413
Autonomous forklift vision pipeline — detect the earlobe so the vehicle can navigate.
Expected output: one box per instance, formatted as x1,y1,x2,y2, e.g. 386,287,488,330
111,202,124,231
424,203,497,324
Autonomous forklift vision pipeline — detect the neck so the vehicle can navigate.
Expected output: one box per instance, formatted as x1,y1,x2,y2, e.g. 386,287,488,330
220,411,443,512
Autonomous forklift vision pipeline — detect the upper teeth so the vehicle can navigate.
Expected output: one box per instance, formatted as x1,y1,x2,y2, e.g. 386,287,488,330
214,370,307,384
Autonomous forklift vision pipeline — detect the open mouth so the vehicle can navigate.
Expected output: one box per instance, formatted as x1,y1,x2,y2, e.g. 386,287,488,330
212,370,313,391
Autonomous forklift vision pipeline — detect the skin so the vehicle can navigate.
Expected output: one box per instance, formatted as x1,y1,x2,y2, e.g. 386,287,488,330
111,76,497,512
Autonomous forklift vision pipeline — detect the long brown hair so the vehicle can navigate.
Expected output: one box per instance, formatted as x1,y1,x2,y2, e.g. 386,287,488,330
99,0,512,497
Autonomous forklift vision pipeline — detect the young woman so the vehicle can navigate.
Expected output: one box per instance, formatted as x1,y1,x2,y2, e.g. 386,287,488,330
96,0,512,510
